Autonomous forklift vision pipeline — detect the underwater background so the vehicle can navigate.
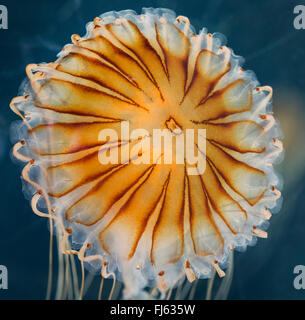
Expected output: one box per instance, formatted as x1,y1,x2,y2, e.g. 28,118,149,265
0,0,304,299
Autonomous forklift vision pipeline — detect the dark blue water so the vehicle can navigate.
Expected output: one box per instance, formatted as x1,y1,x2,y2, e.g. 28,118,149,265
0,0,304,299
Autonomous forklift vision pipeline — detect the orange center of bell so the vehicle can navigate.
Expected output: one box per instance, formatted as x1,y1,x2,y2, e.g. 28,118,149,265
165,117,183,135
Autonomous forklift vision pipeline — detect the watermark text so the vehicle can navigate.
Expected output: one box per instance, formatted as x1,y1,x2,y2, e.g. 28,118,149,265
293,265,305,289
294,5,305,29
0,265,8,290
0,5,7,29
98,121,206,175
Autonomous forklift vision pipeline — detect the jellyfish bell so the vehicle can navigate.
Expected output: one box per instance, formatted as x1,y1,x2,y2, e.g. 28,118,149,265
10,8,283,299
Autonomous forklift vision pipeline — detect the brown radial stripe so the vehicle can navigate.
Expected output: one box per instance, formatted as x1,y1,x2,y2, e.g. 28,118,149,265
33,78,147,120
151,165,185,266
78,35,162,101
66,161,155,226
187,172,224,256
28,121,123,155
46,150,122,197
181,49,230,107
73,42,139,87
106,20,168,101
199,157,247,234
104,21,160,85
56,52,150,109
48,139,145,198
155,21,190,103
191,79,252,123
206,140,267,206
99,164,171,258
199,120,266,154
107,20,168,80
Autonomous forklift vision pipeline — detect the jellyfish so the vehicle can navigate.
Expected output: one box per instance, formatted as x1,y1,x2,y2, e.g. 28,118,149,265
10,8,283,299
